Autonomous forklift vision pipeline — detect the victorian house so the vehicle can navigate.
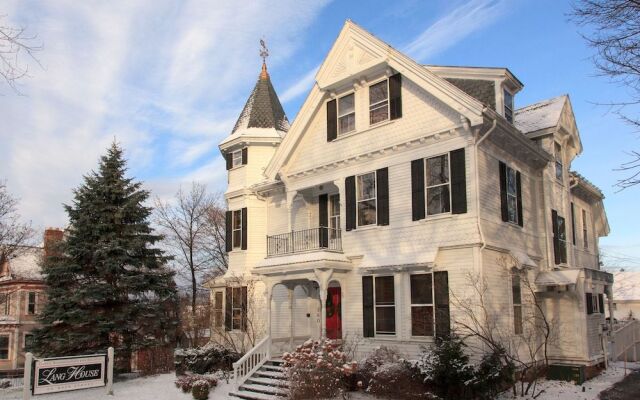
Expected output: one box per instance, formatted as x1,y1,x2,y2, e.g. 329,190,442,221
208,21,612,398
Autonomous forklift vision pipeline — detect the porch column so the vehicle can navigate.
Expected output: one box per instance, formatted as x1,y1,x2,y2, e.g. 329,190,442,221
265,283,273,339
288,284,294,351
319,282,328,338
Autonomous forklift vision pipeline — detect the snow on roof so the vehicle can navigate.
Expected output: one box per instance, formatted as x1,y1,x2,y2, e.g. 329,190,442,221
613,271,640,301
1,247,44,281
514,95,567,134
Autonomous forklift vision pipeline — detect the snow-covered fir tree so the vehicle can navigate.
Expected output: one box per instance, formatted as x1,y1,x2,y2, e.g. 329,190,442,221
33,142,178,370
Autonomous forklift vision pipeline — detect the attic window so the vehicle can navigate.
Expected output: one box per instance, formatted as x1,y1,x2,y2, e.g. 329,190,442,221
338,93,355,135
554,142,563,182
232,150,243,168
369,80,389,125
504,89,514,123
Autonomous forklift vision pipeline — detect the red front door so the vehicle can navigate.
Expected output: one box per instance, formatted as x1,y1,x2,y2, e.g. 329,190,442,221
326,287,342,339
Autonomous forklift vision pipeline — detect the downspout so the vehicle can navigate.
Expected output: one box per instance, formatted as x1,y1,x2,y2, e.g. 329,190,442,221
475,114,497,262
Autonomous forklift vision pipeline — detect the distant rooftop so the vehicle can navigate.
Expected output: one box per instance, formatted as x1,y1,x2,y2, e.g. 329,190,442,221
514,95,567,134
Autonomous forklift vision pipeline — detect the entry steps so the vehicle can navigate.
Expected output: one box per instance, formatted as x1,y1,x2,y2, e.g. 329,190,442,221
229,359,288,399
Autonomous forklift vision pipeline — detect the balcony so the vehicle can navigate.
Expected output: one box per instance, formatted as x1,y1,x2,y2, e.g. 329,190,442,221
267,227,342,256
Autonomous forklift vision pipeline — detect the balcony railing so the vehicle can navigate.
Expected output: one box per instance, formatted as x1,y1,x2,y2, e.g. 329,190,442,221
267,227,342,256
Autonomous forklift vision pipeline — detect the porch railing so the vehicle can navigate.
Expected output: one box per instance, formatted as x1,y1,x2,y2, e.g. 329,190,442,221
267,227,342,256
233,335,271,389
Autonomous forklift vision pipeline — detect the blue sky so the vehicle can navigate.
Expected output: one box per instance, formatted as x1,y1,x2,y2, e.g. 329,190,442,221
1,0,639,269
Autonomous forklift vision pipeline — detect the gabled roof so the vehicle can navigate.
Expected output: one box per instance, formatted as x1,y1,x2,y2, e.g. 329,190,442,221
514,95,567,134
0,247,43,282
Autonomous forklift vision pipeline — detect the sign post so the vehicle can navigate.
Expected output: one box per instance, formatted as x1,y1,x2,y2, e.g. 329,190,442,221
23,352,33,400
107,347,114,395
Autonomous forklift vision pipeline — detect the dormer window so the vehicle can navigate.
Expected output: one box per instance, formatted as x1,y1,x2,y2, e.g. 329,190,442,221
504,89,514,123
369,79,389,125
338,93,355,135
554,141,563,181
225,148,247,170
232,150,243,168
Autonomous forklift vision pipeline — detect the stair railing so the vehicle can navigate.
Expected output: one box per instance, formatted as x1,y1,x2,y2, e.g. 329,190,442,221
233,335,271,389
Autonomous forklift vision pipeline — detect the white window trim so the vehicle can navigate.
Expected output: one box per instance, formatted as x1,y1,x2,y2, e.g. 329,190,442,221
505,164,520,225
368,78,390,126
504,88,514,123
372,275,396,336
329,194,340,238
229,286,246,332
409,273,435,338
592,293,600,314
232,210,242,249
557,214,567,262
231,149,243,169
425,152,452,217
23,332,34,351
26,291,37,315
356,172,377,227
0,333,10,360
511,272,523,335
337,92,356,135
1,292,9,315
554,141,563,182
582,209,589,250
213,290,224,329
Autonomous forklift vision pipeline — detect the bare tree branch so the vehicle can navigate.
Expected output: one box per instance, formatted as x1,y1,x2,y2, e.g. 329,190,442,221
0,180,35,267
0,14,42,93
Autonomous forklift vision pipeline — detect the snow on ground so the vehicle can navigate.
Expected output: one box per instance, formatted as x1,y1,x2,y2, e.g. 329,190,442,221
0,373,234,400
498,361,640,400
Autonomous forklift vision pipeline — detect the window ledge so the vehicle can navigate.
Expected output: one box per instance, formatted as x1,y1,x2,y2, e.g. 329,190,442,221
351,224,382,232
332,119,395,142
504,221,523,230
418,213,456,223
229,165,245,171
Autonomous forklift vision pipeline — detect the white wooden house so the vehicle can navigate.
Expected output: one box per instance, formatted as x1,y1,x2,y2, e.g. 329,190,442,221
208,21,612,397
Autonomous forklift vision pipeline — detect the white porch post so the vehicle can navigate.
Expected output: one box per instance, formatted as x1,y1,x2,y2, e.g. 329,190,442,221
288,284,294,351
319,281,328,338
265,283,273,339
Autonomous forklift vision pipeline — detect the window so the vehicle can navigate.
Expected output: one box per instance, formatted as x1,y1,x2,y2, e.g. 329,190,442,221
506,165,519,224
231,287,246,331
410,274,434,336
554,142,563,181
557,215,567,263
0,335,8,360
374,276,395,335
1,293,9,315
426,154,451,215
369,80,389,124
582,209,589,249
512,273,523,335
357,172,377,226
27,292,36,315
232,210,242,249
338,93,355,134
231,150,243,168
213,291,223,329
24,334,33,352
504,89,514,123
329,194,340,239
592,293,600,314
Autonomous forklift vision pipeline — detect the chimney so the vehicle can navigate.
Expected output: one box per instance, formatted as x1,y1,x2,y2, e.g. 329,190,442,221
44,228,64,258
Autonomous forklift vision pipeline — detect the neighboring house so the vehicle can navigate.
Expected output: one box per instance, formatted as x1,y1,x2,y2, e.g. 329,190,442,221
208,21,612,371
610,271,640,321
0,229,61,374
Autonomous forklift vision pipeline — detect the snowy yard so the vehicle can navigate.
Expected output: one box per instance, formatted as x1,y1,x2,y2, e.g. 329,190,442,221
1,362,638,400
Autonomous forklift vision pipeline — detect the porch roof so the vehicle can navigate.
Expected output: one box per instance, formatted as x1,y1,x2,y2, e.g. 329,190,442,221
254,250,352,276
535,270,581,287
357,247,438,272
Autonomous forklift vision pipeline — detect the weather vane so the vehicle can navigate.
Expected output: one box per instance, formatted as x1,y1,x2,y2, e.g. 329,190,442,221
260,39,269,64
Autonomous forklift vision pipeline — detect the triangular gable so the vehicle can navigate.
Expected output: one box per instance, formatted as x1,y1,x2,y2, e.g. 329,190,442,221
556,96,583,159
264,20,486,180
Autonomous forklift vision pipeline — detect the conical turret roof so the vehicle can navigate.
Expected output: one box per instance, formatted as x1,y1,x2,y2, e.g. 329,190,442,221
231,63,290,135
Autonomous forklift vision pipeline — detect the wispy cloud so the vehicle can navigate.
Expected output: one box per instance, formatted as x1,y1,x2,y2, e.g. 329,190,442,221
280,65,319,103
403,0,508,60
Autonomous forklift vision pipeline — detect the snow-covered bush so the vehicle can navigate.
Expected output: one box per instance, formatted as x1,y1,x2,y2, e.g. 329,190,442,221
191,380,210,400
174,374,217,393
470,346,515,399
282,338,356,399
174,343,241,374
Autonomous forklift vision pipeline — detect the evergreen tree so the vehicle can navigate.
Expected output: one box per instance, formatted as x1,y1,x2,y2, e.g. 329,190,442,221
33,143,178,369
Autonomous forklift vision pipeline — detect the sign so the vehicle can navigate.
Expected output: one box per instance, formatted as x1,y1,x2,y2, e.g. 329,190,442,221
32,355,106,395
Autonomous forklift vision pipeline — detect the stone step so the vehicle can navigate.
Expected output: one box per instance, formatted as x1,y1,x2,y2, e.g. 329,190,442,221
246,376,289,388
261,364,284,372
254,369,286,380
240,383,288,396
229,389,282,400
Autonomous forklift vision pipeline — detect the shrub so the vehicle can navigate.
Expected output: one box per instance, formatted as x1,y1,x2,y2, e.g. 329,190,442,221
175,374,217,393
471,346,515,399
191,380,210,400
283,339,355,399
136,345,174,375
175,343,242,374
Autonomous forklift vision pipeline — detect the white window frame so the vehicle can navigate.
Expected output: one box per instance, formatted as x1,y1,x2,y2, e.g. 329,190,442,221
337,92,356,135
554,141,563,182
0,334,9,360
232,210,242,249
504,88,514,123
425,153,452,216
23,333,34,352
213,290,224,329
512,272,523,335
557,214,567,263
505,165,520,225
27,291,37,315
409,273,435,337
329,194,340,239
582,209,589,249
368,78,390,125
592,293,600,314
230,287,245,331
231,149,243,168
1,292,9,315
356,172,377,227
373,275,396,336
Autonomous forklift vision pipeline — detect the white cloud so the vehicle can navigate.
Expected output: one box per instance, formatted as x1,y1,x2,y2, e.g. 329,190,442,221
280,65,319,103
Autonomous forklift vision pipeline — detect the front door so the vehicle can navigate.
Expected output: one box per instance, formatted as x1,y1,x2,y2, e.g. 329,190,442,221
326,287,342,339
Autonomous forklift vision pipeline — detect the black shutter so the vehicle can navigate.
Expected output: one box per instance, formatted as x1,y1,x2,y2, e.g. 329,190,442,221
552,210,560,265
225,288,232,331
327,99,337,142
499,161,508,222
376,168,389,226
242,147,248,165
226,153,232,170
319,194,329,248
389,73,402,120
362,276,374,337
241,286,248,331
411,159,425,221
241,207,248,250
434,271,450,338
571,202,576,245
586,292,593,315
450,148,467,214
345,176,356,231
516,171,523,227
225,211,232,252
598,293,605,314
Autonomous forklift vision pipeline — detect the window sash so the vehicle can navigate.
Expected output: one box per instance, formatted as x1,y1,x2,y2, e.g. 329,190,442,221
232,150,243,168
338,93,355,135
512,273,523,334
232,210,242,248
410,274,435,337
213,292,223,328
425,154,451,216
506,166,519,224
555,142,563,181
27,292,36,314
582,209,589,249
369,80,389,125
1,293,9,315
592,294,599,313
0,335,8,359
373,276,395,335
356,172,377,226
24,334,33,352
231,287,244,330
329,194,340,238
504,90,514,123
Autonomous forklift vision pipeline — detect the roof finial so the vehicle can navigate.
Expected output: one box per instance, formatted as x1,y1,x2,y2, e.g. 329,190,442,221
260,38,269,79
